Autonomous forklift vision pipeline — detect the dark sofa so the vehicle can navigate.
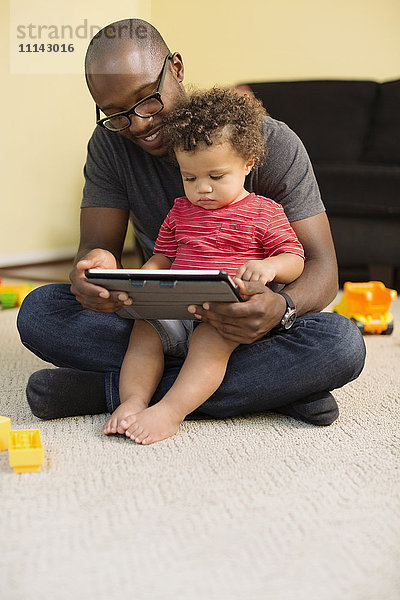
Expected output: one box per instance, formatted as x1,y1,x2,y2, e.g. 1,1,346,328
236,79,400,289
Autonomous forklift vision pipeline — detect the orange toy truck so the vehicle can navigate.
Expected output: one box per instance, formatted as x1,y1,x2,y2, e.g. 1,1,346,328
333,281,397,335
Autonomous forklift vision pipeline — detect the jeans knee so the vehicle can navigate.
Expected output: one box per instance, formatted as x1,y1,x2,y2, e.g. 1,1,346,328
333,314,366,381
17,284,67,345
17,288,39,344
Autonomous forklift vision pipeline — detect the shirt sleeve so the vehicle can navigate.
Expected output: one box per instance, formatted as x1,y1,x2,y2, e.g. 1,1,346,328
81,127,129,210
248,117,325,222
153,208,178,259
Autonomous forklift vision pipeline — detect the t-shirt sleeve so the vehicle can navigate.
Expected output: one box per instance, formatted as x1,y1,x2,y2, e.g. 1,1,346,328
81,127,130,210
153,208,178,259
258,202,305,259
250,118,325,222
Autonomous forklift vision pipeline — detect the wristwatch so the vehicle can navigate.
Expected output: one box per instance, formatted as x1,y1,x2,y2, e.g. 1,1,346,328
276,291,297,331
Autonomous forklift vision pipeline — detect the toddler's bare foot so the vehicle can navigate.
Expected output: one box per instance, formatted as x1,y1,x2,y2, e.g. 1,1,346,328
122,401,184,445
103,398,148,435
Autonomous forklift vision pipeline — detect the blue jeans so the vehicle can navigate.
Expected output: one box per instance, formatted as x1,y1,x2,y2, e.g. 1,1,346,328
17,284,366,418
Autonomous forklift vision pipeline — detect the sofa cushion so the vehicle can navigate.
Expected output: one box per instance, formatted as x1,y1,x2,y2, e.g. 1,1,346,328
329,215,400,268
363,80,400,164
314,162,400,218
245,81,378,162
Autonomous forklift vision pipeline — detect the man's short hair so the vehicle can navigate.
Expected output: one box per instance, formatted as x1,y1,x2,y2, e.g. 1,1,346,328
85,18,169,75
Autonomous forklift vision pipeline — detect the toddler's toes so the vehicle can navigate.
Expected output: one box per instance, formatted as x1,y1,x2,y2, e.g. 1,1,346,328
103,419,112,435
134,430,149,444
121,414,137,429
117,421,128,434
129,427,144,442
140,434,153,445
109,419,119,434
125,421,139,437
119,419,131,433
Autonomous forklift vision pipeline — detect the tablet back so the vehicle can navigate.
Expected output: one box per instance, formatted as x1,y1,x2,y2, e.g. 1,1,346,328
86,272,243,320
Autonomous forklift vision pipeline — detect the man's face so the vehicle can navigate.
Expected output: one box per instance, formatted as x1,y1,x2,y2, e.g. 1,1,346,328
87,47,185,156
175,142,255,210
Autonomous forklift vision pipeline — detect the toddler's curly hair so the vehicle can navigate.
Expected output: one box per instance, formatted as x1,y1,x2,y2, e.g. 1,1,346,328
163,87,267,164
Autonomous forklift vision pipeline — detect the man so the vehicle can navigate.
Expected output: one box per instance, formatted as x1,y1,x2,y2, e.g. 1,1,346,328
17,19,366,425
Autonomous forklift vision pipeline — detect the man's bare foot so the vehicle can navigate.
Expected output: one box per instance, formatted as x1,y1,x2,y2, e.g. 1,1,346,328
103,398,148,435
121,401,184,445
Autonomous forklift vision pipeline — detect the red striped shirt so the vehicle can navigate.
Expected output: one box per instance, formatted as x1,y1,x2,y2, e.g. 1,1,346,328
154,193,304,277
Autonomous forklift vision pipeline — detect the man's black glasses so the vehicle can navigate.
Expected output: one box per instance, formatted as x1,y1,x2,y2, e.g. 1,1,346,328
96,52,174,132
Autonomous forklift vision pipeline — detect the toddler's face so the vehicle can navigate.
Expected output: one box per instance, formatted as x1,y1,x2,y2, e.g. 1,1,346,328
175,141,254,210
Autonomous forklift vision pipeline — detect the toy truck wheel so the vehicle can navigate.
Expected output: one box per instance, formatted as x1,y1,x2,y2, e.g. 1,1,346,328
351,318,365,334
381,322,394,335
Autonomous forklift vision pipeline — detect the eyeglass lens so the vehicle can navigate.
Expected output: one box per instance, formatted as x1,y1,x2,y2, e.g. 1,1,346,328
103,97,163,131
135,97,163,117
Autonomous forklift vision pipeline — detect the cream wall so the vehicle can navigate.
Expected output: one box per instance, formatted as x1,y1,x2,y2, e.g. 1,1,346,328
1,0,399,265
152,0,400,86
0,0,151,266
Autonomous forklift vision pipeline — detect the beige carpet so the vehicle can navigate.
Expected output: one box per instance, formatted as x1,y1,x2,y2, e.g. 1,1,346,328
1,297,399,600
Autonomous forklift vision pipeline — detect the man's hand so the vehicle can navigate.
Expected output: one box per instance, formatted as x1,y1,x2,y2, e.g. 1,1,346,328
187,279,286,345
69,248,133,313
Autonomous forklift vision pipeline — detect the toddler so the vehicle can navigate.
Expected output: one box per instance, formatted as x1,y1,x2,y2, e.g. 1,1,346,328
103,88,305,444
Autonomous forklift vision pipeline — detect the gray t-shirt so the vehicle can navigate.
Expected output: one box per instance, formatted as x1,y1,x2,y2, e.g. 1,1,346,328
82,116,324,258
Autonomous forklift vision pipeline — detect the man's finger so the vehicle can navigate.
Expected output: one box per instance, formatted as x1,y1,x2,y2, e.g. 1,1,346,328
110,291,132,305
234,278,262,296
72,280,110,299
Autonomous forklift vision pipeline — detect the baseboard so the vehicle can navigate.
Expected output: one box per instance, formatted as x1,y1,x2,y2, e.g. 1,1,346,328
0,247,76,268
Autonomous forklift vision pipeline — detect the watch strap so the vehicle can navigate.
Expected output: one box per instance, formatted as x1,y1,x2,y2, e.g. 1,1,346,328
276,291,297,331
277,291,295,310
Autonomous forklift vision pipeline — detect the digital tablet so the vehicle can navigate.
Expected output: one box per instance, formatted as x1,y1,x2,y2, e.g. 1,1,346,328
85,269,244,320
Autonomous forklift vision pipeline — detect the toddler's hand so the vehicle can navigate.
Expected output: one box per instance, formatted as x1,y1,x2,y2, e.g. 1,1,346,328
235,260,276,286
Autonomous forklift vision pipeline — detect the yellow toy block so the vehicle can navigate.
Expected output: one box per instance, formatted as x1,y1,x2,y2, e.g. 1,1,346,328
8,429,45,473
0,283,33,308
0,416,11,451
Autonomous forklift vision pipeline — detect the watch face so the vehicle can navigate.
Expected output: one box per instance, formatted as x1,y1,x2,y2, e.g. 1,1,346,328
282,308,297,329
277,292,296,331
